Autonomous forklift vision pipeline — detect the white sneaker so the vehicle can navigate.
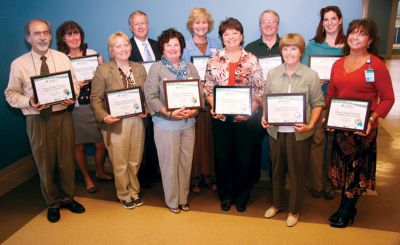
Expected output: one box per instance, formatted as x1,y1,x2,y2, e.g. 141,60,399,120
264,206,281,218
287,213,299,227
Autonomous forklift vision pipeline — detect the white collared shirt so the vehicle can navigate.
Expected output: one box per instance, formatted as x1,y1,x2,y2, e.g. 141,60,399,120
134,37,155,61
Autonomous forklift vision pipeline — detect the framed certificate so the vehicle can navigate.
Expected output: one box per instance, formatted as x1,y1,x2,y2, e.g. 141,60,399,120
70,54,99,81
191,55,209,81
308,55,342,80
163,79,202,110
139,61,156,74
258,55,282,80
104,87,145,118
326,98,371,132
214,86,252,116
265,93,306,125
31,70,75,106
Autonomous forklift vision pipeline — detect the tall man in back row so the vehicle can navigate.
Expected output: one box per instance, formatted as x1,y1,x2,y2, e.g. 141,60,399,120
5,19,84,223
245,9,281,184
128,10,162,188
128,10,162,62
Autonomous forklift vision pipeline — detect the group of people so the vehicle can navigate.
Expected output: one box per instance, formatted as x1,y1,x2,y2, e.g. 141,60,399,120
5,6,394,229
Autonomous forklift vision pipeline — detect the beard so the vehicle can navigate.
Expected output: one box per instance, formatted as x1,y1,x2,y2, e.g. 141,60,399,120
34,41,50,52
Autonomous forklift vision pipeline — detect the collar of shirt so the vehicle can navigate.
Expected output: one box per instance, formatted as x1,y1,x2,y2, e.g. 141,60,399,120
277,62,306,78
217,47,249,62
31,49,52,76
134,36,154,61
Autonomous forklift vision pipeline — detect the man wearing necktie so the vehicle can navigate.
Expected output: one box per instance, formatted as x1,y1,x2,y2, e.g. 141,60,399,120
128,10,162,188
128,10,162,62
5,19,84,223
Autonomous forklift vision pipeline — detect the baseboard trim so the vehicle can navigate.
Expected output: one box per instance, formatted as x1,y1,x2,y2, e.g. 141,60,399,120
0,155,113,196
0,155,37,196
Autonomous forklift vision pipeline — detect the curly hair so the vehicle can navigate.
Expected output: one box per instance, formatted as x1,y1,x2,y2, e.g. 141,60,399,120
158,28,186,55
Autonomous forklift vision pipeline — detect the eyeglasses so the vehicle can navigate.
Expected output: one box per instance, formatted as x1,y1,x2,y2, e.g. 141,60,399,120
261,20,278,26
64,31,80,37
32,31,50,38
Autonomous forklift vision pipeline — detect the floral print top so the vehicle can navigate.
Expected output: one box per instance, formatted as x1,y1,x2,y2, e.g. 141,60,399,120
204,48,264,104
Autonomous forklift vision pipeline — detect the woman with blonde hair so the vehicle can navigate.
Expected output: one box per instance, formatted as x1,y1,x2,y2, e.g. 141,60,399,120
91,32,147,209
183,7,221,193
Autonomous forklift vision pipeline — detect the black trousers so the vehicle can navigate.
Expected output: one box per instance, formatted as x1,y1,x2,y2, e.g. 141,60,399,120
212,114,259,205
138,117,160,187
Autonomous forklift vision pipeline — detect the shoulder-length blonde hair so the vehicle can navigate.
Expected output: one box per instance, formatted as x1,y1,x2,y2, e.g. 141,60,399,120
186,7,214,33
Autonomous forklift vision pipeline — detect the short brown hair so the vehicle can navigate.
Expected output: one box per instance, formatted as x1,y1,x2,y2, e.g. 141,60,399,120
218,18,244,46
186,7,214,33
158,28,186,55
279,33,305,54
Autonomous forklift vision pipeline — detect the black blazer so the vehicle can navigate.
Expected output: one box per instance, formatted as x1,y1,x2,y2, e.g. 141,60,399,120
129,37,162,62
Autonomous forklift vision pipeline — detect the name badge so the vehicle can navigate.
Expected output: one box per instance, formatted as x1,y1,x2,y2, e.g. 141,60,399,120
365,68,375,83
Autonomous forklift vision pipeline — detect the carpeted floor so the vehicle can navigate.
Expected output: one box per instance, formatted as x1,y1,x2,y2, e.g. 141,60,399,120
2,196,400,245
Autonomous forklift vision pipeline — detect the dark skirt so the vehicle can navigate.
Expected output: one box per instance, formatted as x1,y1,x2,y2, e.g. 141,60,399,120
72,104,103,145
329,128,377,196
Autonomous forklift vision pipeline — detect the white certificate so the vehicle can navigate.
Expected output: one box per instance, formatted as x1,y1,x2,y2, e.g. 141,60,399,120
258,55,282,80
164,79,202,110
309,55,341,80
326,98,370,132
70,55,99,81
266,93,306,125
191,56,209,81
139,61,156,74
105,87,144,118
31,71,75,105
214,86,252,116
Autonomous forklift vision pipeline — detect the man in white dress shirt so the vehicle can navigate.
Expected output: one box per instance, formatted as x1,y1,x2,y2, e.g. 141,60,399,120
128,10,161,62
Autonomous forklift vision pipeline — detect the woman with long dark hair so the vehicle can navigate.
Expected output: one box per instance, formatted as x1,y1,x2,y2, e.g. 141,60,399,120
326,19,394,228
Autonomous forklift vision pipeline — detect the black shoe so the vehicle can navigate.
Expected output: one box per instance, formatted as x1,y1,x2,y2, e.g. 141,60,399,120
61,200,85,213
220,199,232,211
323,190,335,200
236,203,247,212
47,208,60,223
330,208,357,228
330,195,359,228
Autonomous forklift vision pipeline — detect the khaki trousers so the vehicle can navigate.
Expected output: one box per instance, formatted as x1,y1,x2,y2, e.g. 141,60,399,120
154,125,195,209
26,110,75,208
102,117,144,201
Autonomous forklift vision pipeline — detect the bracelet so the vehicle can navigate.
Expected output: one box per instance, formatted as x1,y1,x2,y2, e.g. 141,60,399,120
168,111,173,119
369,117,375,124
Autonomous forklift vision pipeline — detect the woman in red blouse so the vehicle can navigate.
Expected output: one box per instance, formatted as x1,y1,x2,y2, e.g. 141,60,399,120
325,19,395,228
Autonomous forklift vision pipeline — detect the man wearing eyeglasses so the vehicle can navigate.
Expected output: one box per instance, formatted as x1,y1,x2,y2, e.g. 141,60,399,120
128,10,162,62
245,10,281,187
5,19,84,223
245,9,281,57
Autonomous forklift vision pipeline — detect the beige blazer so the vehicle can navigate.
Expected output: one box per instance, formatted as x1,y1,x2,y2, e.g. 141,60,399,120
91,60,147,132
